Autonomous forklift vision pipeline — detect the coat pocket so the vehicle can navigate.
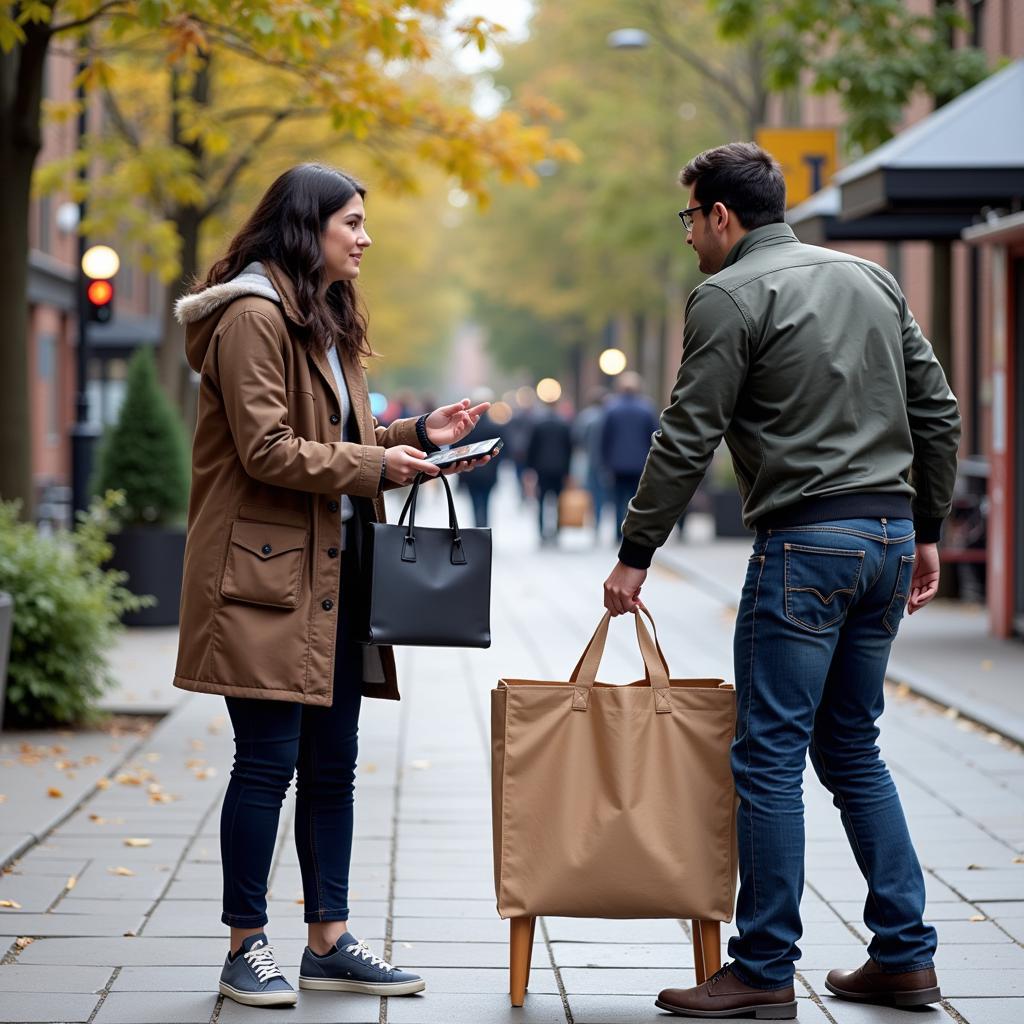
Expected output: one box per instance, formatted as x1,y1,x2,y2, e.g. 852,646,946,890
784,543,864,633
220,521,308,609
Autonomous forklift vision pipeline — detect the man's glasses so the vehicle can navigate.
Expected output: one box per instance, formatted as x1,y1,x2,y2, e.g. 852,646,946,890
678,204,709,232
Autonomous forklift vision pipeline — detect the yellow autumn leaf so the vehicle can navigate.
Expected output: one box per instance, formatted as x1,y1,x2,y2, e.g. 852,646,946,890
969,914,986,922
108,867,135,876
65,876,77,892
123,838,152,848
15,937,34,949
47,787,63,798
0,899,22,908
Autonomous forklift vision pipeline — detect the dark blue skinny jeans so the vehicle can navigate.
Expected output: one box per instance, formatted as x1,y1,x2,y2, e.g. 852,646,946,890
220,549,363,928
729,518,937,989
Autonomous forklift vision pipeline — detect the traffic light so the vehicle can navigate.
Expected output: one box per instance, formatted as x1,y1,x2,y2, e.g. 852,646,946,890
81,244,119,324
86,277,115,322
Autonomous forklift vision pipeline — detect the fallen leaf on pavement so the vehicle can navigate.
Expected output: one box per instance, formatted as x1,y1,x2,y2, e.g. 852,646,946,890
65,876,76,892
46,787,63,798
0,899,22,908
295,898,304,905
123,838,152,848
967,863,982,870
1013,856,1024,864
970,915,986,922
108,867,135,876
145,753,161,763
981,659,994,671
15,937,34,949
410,760,431,770
95,778,111,790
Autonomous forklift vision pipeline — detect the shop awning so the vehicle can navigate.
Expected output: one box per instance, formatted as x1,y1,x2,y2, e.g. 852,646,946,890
833,60,1024,220
787,186,975,244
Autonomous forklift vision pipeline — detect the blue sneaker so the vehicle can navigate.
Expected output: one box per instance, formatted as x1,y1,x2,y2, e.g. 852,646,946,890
299,932,425,995
219,932,297,1007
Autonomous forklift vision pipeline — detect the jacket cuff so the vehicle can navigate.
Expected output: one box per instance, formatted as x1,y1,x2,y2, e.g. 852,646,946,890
915,516,944,544
618,536,656,570
352,446,387,498
416,414,441,454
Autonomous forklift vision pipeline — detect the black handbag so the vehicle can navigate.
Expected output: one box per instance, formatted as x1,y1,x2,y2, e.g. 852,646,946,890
361,471,492,647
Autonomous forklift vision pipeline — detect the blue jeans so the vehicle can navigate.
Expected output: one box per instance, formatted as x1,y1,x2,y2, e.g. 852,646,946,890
729,518,937,989
220,547,363,927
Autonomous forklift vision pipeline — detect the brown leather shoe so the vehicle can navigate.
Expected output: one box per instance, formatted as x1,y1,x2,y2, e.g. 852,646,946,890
825,958,941,1007
655,964,797,1019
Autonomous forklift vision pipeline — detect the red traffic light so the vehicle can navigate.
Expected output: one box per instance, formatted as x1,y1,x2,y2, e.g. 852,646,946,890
87,279,113,305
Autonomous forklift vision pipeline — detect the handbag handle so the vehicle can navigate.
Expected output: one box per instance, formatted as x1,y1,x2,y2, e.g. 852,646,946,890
395,472,467,566
569,604,672,714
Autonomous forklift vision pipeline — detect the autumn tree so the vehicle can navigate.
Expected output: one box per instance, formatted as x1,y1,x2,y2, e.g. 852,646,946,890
0,0,572,512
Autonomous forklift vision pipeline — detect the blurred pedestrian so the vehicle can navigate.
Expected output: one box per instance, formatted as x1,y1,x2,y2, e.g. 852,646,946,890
526,397,573,544
504,391,538,503
459,387,501,527
603,142,960,1018
600,371,659,539
172,163,493,1010
572,386,610,539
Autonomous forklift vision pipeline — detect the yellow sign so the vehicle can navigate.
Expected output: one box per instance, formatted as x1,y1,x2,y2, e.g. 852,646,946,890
756,128,838,207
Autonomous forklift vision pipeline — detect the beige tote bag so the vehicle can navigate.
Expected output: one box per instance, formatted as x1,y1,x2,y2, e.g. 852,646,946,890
492,606,738,921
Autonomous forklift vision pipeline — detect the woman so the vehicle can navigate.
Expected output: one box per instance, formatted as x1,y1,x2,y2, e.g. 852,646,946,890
172,164,491,1007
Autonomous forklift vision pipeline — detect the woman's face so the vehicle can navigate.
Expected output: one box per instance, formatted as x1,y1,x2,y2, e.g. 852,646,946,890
322,194,371,283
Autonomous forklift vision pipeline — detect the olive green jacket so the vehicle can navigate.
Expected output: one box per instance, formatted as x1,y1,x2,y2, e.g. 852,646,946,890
619,223,961,569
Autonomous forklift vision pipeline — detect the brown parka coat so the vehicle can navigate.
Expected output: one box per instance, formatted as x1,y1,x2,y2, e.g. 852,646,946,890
172,261,419,705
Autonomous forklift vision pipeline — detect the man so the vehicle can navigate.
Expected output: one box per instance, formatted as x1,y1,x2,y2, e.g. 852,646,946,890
525,397,573,545
603,142,960,1019
572,386,610,540
600,372,660,539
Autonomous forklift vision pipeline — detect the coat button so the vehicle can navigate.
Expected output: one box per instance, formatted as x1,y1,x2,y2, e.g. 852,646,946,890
327,500,339,513
330,413,341,425
322,598,334,611
261,543,272,555
327,547,339,558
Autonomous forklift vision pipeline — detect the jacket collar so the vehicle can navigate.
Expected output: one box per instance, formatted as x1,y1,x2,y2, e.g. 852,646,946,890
261,261,304,324
721,222,797,271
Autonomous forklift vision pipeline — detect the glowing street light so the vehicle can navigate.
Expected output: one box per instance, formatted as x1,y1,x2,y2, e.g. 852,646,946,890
536,378,562,403
599,347,627,376
81,244,120,280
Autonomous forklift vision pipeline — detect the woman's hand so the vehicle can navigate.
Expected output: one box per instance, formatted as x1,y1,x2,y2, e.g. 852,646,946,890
439,454,494,477
425,398,490,447
383,446,440,486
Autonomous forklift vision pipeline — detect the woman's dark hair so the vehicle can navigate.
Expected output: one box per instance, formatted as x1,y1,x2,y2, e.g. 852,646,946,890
200,163,370,358
679,142,786,230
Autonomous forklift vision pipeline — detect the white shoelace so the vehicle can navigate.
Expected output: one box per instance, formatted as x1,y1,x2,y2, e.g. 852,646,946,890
345,941,394,972
244,941,285,983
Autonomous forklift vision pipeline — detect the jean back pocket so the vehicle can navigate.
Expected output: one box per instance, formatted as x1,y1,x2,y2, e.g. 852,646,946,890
784,543,865,633
883,554,916,636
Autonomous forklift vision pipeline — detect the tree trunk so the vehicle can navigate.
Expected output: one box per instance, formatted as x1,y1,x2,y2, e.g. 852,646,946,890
160,204,202,421
0,25,51,515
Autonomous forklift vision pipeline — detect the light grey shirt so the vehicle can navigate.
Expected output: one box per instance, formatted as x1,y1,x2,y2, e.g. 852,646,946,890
325,342,355,524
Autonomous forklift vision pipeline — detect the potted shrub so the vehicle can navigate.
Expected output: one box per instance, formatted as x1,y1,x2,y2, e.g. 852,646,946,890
0,590,11,730
93,347,190,626
708,447,750,538
0,494,151,728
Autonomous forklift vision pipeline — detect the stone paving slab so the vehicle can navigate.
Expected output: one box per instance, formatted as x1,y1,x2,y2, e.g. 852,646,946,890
567,993,819,1024
948,998,1024,1023
0,963,110,992
0,991,100,1022
92,989,214,1023
386,992,567,1023
220,993,384,1024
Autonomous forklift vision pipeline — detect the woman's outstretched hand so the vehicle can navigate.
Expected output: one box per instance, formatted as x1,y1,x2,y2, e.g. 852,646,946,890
424,398,490,447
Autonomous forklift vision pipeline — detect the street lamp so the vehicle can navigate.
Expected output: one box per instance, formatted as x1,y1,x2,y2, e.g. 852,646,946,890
536,378,562,403
599,347,627,376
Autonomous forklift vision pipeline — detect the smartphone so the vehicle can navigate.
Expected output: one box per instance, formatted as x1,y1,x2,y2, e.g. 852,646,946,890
423,437,503,468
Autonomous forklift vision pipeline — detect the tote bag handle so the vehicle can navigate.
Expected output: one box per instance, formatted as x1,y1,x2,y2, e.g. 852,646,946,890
569,605,672,714
395,472,466,566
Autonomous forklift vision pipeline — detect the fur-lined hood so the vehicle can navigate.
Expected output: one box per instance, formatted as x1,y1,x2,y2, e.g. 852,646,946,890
174,262,281,325
176,261,304,375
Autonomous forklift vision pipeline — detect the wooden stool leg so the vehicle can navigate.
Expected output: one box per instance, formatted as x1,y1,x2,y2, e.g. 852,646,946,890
510,916,534,1006
524,916,537,990
691,919,722,984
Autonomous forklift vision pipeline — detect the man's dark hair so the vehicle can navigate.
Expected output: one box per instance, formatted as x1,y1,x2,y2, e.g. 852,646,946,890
680,142,786,230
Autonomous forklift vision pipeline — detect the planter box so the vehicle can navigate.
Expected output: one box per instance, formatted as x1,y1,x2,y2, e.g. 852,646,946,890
710,488,751,538
109,526,187,627
0,591,11,731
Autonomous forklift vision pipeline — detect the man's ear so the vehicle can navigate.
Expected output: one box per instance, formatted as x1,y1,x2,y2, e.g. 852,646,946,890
712,201,729,231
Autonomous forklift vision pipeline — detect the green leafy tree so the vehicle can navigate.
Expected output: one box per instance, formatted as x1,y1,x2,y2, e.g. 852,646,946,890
0,0,574,513
92,347,190,526
0,491,151,727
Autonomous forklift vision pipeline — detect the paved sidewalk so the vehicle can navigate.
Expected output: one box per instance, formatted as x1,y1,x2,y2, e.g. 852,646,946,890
1,479,1023,1023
